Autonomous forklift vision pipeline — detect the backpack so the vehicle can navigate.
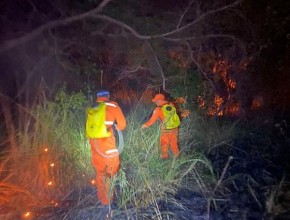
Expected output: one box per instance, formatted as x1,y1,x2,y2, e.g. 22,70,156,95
86,102,111,138
161,104,180,129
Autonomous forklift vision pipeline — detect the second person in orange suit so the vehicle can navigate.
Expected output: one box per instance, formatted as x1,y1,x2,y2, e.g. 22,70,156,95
141,93,180,159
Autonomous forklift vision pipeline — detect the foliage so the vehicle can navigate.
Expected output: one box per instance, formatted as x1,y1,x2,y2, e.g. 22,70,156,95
170,67,211,109
1,0,257,103
1,88,288,219
178,114,238,183
0,91,217,218
112,106,214,210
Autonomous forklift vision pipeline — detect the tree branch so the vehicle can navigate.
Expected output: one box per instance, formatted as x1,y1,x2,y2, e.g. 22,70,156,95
157,0,242,38
164,34,244,43
0,0,241,54
93,1,241,39
176,0,194,29
92,14,151,39
165,33,247,58
145,40,168,92
186,42,218,94
0,0,112,54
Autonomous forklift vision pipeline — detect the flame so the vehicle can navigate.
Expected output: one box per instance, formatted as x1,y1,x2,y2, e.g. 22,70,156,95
198,56,249,117
212,59,236,94
226,102,240,116
51,200,59,207
207,59,239,116
197,96,206,109
251,95,263,110
22,211,32,219
47,181,53,186
181,109,190,118
50,163,55,167
207,107,216,116
207,95,224,116
214,95,224,108
213,64,217,73
175,97,186,104
228,79,236,89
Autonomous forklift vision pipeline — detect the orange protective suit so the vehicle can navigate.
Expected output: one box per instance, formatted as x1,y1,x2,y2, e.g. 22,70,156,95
143,97,180,159
89,96,126,205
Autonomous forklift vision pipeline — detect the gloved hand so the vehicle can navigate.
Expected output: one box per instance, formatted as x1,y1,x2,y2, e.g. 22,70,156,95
141,124,147,129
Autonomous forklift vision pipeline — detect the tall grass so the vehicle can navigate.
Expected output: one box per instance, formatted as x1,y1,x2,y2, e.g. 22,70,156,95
0,90,94,218
179,112,241,154
1,90,242,219
113,106,215,214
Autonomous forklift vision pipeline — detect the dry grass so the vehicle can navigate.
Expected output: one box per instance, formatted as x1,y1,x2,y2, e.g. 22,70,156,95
0,90,234,219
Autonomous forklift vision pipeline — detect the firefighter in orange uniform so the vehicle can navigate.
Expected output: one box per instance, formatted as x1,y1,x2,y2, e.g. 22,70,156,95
89,90,126,209
141,93,180,159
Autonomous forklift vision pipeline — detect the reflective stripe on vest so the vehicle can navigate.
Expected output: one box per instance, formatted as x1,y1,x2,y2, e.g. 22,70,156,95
104,102,116,126
105,102,117,107
105,121,114,125
105,149,119,154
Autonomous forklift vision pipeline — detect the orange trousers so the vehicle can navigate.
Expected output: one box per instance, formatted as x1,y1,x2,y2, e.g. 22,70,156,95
90,137,119,205
160,128,179,159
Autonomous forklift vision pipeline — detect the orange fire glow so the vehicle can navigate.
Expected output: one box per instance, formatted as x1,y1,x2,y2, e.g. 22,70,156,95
51,200,59,207
214,95,224,108
226,102,240,116
205,95,224,116
181,109,190,118
47,181,53,186
198,58,241,117
175,97,186,104
197,96,206,109
22,211,32,219
173,97,190,118
228,79,236,89
251,95,263,110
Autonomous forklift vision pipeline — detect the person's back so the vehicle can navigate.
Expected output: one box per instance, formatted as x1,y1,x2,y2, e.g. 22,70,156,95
102,98,126,132
87,90,126,215
161,103,180,130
